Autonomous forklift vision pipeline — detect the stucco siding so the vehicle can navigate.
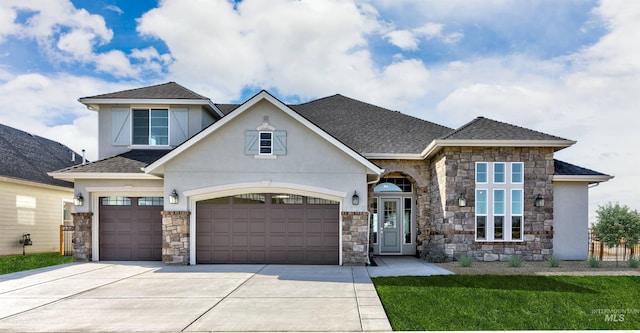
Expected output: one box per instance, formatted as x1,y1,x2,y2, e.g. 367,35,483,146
0,179,73,256
553,181,589,260
163,100,369,211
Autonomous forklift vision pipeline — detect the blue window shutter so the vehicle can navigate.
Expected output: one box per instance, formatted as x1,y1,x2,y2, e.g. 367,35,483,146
245,130,258,155
273,130,287,155
169,108,189,146
112,108,130,145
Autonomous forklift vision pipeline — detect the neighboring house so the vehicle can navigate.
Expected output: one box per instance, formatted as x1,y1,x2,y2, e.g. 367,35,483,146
0,123,83,256
50,82,612,265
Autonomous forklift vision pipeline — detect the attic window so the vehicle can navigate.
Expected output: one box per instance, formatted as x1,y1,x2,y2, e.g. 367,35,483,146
132,109,168,145
259,132,273,155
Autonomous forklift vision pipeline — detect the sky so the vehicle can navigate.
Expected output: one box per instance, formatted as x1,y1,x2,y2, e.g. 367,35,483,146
0,0,638,221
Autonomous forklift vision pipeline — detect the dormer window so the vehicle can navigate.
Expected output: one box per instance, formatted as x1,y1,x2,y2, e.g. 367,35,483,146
259,132,273,155
133,109,168,145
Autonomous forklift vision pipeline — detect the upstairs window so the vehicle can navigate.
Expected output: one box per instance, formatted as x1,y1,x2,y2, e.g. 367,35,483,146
259,131,273,155
133,109,168,145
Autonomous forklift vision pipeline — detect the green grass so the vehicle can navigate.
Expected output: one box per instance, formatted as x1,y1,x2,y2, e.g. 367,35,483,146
0,252,75,275
372,275,640,330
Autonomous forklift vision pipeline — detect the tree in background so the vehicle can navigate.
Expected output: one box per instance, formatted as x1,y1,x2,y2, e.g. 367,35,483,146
593,202,640,265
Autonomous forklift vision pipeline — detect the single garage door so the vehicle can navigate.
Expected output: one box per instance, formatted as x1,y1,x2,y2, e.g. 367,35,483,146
99,196,163,261
196,193,339,264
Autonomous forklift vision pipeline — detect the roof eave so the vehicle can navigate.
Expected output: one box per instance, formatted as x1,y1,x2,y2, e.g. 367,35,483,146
420,139,577,159
1,176,74,191
78,98,224,117
48,172,162,182
363,153,424,160
553,175,614,184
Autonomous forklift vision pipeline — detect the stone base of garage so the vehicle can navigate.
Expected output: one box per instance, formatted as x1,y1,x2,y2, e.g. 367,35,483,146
342,212,369,265
71,212,93,261
161,211,190,265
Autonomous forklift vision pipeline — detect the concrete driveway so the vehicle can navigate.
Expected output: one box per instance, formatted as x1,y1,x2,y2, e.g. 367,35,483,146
0,262,391,332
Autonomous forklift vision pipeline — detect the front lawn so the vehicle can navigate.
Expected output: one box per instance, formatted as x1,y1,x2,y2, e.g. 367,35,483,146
0,252,75,275
372,275,640,330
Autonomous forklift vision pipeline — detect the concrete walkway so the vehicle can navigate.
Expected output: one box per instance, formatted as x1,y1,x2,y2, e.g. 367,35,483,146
367,256,454,277
0,262,391,332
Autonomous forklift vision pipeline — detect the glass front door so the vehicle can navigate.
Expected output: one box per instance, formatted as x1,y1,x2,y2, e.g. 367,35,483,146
380,198,401,253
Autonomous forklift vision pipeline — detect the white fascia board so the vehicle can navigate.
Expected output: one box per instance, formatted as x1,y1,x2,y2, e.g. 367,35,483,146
0,176,74,192
78,98,224,117
420,139,577,159
48,172,162,182
553,175,614,184
145,91,383,176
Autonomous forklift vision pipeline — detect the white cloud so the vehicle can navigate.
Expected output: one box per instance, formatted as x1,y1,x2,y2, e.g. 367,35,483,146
104,5,123,15
385,30,419,50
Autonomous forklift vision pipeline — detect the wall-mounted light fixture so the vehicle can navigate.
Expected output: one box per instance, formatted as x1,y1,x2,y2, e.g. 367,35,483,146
458,193,467,207
352,191,360,205
73,193,84,206
169,189,179,204
534,194,545,207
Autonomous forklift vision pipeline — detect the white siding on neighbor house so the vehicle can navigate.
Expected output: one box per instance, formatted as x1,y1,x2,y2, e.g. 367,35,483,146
0,180,73,256
162,99,370,211
97,105,216,160
553,181,589,260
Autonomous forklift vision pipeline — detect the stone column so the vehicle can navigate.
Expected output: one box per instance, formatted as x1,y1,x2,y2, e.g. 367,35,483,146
342,212,369,265
71,212,93,261
161,211,191,264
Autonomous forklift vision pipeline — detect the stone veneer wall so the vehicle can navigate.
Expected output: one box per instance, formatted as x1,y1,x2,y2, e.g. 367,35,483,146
429,146,555,261
341,212,369,265
161,211,190,264
72,212,93,261
368,160,431,253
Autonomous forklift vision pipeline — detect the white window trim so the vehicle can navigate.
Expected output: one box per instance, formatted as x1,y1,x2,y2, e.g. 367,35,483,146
475,162,488,184
493,162,506,184
475,188,488,241
510,189,524,241
131,108,170,147
511,162,524,184
258,131,273,155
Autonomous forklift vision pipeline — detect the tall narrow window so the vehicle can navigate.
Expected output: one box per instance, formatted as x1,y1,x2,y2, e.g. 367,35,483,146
372,200,378,244
493,190,505,240
476,189,488,240
259,132,272,155
511,189,523,240
512,163,523,183
494,163,505,183
476,162,488,183
404,198,412,244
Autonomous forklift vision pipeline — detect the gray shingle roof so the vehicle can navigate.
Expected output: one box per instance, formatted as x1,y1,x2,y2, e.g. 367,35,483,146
81,82,210,100
291,95,453,154
54,150,170,174
214,104,239,115
441,117,569,141
0,123,82,188
554,159,610,177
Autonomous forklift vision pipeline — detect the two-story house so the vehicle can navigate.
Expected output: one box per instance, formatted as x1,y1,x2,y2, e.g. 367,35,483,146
50,82,612,265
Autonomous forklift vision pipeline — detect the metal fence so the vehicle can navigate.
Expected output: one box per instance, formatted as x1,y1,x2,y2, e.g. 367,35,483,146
588,229,640,261
59,225,74,256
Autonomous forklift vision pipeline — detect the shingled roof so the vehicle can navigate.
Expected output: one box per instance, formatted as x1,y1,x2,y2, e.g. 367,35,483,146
80,82,209,100
291,94,453,154
0,123,82,188
54,150,170,174
554,159,610,177
441,117,570,141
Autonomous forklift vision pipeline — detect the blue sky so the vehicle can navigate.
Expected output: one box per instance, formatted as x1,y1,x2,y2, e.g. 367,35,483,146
1,0,639,218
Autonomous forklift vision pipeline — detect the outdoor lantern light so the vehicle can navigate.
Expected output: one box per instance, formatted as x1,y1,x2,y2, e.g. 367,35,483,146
535,194,545,207
169,189,179,204
458,193,467,207
352,191,360,205
73,193,83,206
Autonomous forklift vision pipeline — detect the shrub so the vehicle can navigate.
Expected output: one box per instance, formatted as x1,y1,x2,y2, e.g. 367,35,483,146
508,254,524,267
587,256,601,268
629,257,640,268
420,242,447,263
459,255,474,267
546,254,561,267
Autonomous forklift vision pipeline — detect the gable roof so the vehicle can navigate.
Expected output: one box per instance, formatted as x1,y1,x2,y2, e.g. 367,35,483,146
49,150,167,182
553,159,613,183
78,82,224,117
291,95,454,156
0,123,82,188
144,91,383,177
442,117,570,141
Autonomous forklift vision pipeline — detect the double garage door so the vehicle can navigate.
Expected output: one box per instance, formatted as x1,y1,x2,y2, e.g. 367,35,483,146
98,194,339,264
196,194,339,264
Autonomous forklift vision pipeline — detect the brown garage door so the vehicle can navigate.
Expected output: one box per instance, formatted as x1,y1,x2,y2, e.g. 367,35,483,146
196,194,339,264
99,196,163,261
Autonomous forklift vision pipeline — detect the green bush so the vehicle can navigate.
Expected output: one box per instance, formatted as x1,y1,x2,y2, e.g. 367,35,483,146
459,255,474,267
546,254,561,267
587,256,601,268
629,257,640,268
508,254,524,267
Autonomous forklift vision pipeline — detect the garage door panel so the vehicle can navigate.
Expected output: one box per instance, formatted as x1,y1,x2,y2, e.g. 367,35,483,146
196,194,338,264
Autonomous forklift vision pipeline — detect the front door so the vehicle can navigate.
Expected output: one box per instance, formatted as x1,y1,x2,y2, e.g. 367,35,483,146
380,198,401,253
